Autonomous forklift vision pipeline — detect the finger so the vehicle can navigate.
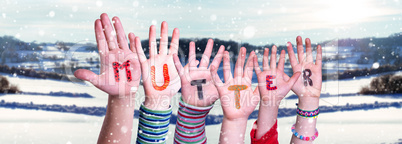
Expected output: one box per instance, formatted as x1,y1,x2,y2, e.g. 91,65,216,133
244,51,255,80
94,19,107,73
277,50,286,72
316,45,322,66
223,51,233,83
159,21,168,55
112,16,129,50
296,36,305,63
209,45,225,70
253,86,260,96
234,47,246,78
135,37,147,63
188,42,197,67
128,33,136,54
283,73,291,81
74,69,99,86
287,72,301,88
210,65,223,85
306,38,313,63
287,42,298,68
262,48,269,71
173,54,184,76
169,28,180,55
270,45,277,70
100,13,118,50
253,55,261,75
149,25,157,57
200,39,214,67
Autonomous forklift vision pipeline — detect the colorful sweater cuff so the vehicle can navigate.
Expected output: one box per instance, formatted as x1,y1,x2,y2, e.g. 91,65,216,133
136,103,172,144
174,98,213,144
250,120,279,144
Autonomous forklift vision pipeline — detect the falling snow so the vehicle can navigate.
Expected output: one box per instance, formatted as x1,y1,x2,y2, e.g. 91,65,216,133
210,14,217,21
372,62,380,69
243,26,256,38
96,1,103,7
48,11,55,17
0,1,401,144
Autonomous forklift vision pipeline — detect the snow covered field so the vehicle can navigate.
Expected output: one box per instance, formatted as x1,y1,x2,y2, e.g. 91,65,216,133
1,71,402,143
1,107,402,143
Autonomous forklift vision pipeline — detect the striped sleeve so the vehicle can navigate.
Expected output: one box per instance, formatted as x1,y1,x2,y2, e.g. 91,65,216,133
174,98,213,144
136,103,172,144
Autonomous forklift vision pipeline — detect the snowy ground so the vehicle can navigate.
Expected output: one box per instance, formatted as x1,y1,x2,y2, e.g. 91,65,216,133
1,71,402,143
1,107,401,144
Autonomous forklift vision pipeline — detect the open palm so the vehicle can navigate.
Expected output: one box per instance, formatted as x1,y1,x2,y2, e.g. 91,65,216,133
134,22,181,105
74,14,141,97
173,39,225,107
211,47,260,120
254,46,300,105
287,36,322,98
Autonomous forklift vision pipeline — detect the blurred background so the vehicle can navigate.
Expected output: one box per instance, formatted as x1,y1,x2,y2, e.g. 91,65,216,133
0,0,401,143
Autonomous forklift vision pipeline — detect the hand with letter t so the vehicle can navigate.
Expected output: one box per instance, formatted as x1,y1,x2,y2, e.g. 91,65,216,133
173,39,225,107
210,47,260,144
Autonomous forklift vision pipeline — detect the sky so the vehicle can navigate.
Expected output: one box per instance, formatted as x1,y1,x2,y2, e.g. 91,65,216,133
0,0,401,45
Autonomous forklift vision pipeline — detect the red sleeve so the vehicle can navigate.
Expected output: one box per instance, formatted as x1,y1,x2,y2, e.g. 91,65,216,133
250,120,278,144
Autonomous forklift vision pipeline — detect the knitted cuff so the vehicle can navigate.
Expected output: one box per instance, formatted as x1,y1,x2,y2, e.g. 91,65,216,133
174,98,213,144
136,103,172,144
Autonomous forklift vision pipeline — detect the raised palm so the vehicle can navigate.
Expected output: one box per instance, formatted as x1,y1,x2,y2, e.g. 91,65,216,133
74,14,141,97
134,22,181,102
254,46,300,105
173,39,225,107
287,36,322,98
211,47,260,120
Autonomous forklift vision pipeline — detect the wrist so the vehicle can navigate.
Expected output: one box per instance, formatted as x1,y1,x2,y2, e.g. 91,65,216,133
179,97,214,110
220,117,248,144
260,95,284,108
297,97,319,110
223,116,248,123
107,94,136,109
181,94,217,107
144,97,171,110
109,86,138,98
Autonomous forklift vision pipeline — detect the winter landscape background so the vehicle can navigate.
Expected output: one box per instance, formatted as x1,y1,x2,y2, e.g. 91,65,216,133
1,0,402,143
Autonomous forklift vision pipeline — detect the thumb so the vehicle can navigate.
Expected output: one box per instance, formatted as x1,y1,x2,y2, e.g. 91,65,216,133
287,71,301,87
253,86,260,96
173,54,184,77
74,69,99,86
252,87,261,106
210,65,223,85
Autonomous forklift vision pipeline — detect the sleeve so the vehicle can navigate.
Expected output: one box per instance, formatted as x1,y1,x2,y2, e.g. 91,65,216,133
136,103,172,144
174,98,213,144
250,120,279,144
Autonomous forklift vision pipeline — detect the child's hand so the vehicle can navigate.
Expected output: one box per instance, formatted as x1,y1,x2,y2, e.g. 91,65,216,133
134,21,180,110
212,47,260,144
211,47,260,120
74,14,141,97
254,46,300,106
288,37,322,143
252,46,300,140
173,39,225,107
74,13,140,144
287,36,322,109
